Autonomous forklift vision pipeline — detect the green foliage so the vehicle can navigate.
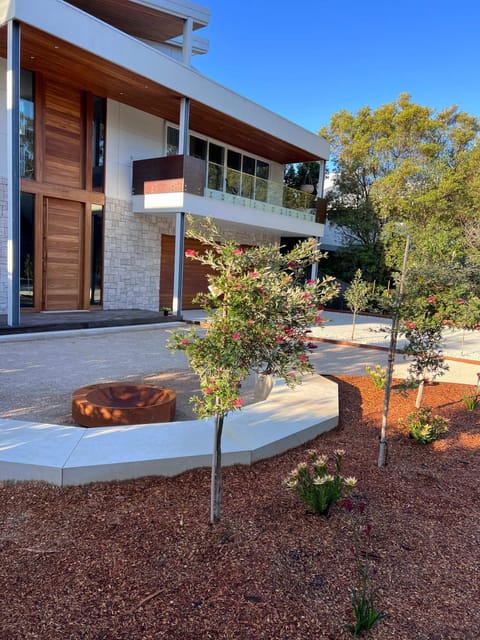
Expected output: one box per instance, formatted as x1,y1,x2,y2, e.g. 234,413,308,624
320,94,480,287
462,391,479,411
284,449,356,515
403,407,449,444
365,364,386,390
284,162,320,193
341,498,386,637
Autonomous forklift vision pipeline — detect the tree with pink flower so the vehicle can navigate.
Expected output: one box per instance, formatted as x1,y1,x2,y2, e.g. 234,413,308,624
169,217,338,523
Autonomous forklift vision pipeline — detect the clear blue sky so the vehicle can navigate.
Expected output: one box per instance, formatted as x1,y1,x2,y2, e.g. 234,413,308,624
194,0,480,134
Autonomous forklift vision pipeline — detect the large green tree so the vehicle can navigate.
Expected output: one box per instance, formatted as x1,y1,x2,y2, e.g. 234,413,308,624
320,93,480,282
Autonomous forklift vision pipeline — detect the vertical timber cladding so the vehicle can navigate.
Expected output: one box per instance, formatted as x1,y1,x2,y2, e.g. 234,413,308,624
41,79,87,310
160,236,213,309
43,198,84,310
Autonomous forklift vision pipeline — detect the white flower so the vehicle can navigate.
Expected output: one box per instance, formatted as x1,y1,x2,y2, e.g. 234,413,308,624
313,474,334,485
344,476,357,487
334,448,346,458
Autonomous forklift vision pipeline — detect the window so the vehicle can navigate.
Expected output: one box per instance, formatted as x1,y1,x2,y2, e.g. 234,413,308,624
20,192,35,307
189,135,207,160
92,96,106,191
166,126,179,156
90,205,103,305
20,70,35,179
208,143,224,191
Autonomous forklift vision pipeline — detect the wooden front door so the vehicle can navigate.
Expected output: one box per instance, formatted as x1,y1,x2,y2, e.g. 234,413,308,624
160,235,213,309
43,198,84,311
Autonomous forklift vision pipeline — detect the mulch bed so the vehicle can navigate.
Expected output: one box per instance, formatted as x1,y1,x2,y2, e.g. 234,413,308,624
1,376,479,639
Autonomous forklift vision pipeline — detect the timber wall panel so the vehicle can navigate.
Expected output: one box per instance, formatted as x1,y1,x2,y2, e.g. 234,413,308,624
43,81,84,189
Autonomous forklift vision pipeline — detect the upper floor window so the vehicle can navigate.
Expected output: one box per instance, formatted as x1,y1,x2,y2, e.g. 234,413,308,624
92,96,106,191
20,70,35,179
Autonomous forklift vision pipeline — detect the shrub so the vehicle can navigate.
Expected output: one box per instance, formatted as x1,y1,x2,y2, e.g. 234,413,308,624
403,407,449,444
284,449,356,515
462,391,478,411
365,364,386,390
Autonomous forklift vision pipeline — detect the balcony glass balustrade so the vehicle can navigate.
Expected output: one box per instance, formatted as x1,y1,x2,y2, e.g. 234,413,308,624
205,162,316,221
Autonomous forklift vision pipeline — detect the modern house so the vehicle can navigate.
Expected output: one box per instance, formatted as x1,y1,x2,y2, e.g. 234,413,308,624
0,0,330,326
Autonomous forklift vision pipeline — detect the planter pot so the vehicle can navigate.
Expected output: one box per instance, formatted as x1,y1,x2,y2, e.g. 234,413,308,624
300,184,315,194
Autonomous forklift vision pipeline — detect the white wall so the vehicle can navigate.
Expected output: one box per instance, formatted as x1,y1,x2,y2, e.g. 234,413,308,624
0,58,7,179
105,99,166,201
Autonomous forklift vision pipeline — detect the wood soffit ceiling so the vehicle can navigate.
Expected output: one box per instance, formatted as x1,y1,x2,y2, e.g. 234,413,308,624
0,24,319,164
64,0,205,43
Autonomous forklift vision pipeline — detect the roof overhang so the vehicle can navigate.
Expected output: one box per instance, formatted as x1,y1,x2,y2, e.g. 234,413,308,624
64,0,210,43
0,0,330,164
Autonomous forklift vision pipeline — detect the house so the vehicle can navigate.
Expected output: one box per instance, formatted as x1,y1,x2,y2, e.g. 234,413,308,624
0,0,330,326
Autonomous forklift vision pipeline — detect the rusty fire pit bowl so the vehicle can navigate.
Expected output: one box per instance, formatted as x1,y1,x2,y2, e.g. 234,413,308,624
72,383,176,428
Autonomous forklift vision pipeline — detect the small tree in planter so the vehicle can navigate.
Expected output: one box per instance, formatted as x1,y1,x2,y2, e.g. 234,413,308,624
344,269,370,340
169,217,338,524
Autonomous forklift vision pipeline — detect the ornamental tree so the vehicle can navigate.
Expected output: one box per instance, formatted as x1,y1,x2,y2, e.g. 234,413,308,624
344,269,370,339
169,217,338,523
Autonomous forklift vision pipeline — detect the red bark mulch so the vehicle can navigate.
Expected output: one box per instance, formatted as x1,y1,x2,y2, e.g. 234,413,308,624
1,376,479,639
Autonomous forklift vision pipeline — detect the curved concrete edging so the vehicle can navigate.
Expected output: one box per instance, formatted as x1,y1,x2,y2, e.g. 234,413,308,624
0,375,338,486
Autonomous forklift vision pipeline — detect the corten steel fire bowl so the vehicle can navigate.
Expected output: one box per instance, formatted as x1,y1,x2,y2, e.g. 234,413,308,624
72,383,176,428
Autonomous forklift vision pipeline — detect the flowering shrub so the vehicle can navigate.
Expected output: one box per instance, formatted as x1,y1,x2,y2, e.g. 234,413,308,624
340,498,386,636
364,364,386,390
402,406,449,444
284,449,356,515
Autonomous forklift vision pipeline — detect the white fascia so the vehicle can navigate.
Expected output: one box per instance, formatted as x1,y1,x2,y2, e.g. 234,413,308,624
129,0,210,26
6,0,329,161
132,193,325,238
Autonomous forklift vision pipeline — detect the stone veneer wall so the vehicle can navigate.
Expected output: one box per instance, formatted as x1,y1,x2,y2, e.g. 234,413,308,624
0,178,7,314
101,198,281,311
103,197,171,311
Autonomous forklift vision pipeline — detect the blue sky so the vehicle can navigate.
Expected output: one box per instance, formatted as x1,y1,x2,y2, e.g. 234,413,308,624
194,0,480,134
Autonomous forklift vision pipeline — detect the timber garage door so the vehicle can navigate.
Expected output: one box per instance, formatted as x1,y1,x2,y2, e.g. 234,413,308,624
43,198,84,311
160,236,212,309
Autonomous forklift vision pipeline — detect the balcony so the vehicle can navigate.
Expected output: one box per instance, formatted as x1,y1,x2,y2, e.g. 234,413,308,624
132,155,327,232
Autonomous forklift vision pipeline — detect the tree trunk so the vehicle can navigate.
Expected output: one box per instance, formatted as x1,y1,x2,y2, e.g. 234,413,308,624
415,379,425,408
351,311,357,340
210,412,224,525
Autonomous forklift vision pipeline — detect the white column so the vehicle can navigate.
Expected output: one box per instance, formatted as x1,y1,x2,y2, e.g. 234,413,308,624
172,211,185,316
178,97,190,155
7,20,21,327
317,160,326,198
311,238,320,281
182,17,193,66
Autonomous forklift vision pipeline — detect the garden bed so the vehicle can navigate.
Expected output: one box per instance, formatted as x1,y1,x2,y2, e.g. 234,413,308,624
0,376,479,639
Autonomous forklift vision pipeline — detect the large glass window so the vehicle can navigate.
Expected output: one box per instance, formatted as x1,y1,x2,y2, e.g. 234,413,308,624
166,126,179,156
90,205,103,305
20,70,35,179
20,192,35,307
207,143,224,191
189,135,207,160
92,96,106,191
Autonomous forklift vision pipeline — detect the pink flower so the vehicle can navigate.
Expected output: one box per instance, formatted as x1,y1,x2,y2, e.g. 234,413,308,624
180,338,189,347
427,295,436,303
306,279,316,285
314,315,324,324
204,387,214,395
248,271,260,278
234,248,244,255
457,298,466,305
185,249,197,257
275,336,285,344
299,354,309,363
302,293,312,300
231,332,241,340
287,261,298,269
233,398,244,407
